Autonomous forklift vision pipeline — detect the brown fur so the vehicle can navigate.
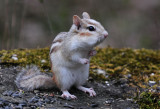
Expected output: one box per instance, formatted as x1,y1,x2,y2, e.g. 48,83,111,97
52,74,60,89
88,22,96,26
50,46,58,54
52,39,63,43
79,32,92,36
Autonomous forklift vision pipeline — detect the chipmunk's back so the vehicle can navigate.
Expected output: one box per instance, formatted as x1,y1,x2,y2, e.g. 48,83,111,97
50,32,68,54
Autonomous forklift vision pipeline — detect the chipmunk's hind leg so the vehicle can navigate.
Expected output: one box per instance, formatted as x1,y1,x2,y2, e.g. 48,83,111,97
61,90,77,99
77,86,96,97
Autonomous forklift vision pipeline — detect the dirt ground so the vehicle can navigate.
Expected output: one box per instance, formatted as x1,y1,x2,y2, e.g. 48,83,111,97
0,66,139,109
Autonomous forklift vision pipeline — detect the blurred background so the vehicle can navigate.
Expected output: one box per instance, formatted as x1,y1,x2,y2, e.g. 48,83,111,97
0,0,160,50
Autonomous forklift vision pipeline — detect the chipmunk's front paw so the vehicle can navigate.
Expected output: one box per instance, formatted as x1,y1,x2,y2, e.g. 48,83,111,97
79,58,89,64
89,49,97,56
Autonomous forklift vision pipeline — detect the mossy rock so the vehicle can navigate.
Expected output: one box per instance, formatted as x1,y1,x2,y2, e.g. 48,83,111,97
0,47,160,108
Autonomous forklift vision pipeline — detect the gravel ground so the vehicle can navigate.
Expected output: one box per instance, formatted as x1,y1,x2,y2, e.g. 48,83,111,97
0,66,139,109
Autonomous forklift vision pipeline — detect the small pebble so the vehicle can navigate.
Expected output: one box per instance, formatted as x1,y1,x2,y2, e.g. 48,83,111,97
35,101,44,107
19,102,27,107
127,74,132,78
119,78,128,84
2,90,14,96
120,83,129,88
4,106,12,109
150,73,155,76
63,103,74,109
14,105,23,109
148,81,156,87
11,54,18,61
12,54,17,57
41,59,46,63
105,75,109,78
105,81,109,84
90,103,99,108
105,99,112,104
44,98,50,104
126,98,133,101
126,107,132,109
157,86,160,90
97,69,106,75
0,101,4,107
3,100,10,106
118,99,124,102
12,93,21,98
29,105,37,109
28,96,39,103
105,81,110,86
33,90,40,93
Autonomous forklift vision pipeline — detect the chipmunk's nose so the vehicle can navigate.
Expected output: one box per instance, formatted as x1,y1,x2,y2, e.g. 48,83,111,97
103,31,108,38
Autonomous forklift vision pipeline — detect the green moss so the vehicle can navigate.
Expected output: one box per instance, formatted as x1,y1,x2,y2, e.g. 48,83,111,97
0,47,160,83
0,47,160,108
0,47,50,70
136,92,160,109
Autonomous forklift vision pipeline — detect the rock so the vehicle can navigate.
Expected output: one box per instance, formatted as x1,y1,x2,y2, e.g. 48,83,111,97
41,59,46,63
119,78,128,84
35,101,44,107
127,74,132,78
2,90,14,96
0,101,4,107
14,105,23,109
105,81,110,86
63,103,74,109
44,98,50,104
150,73,155,76
23,107,31,109
4,106,12,109
148,81,156,87
97,69,106,75
29,105,37,109
12,92,21,98
105,75,109,78
90,102,99,108
11,54,18,61
33,90,40,93
120,83,129,88
3,100,10,106
105,98,114,104
126,107,132,109
126,98,133,101
28,96,39,103
156,86,160,90
19,102,27,107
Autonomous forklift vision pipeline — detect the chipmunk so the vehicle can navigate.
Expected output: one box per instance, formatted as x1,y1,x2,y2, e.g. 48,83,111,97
15,12,108,99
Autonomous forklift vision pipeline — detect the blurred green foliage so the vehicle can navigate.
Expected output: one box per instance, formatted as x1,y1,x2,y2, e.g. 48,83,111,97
0,0,160,50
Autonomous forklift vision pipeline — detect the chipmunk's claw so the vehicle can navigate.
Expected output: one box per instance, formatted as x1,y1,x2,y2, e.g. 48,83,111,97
89,50,97,56
79,58,89,64
77,86,96,97
61,91,77,100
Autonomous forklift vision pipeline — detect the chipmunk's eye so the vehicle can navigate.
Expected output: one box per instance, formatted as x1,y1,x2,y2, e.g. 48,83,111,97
87,26,95,31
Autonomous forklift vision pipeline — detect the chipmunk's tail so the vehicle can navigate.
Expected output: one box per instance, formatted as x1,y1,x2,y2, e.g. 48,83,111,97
15,66,55,91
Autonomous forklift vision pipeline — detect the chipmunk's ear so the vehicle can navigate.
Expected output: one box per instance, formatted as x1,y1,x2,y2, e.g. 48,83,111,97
73,15,82,29
82,12,90,19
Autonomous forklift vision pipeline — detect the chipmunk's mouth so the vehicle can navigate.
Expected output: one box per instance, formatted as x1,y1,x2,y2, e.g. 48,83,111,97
97,36,105,44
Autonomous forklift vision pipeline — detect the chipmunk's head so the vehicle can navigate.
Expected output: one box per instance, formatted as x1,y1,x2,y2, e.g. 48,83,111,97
70,12,108,48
